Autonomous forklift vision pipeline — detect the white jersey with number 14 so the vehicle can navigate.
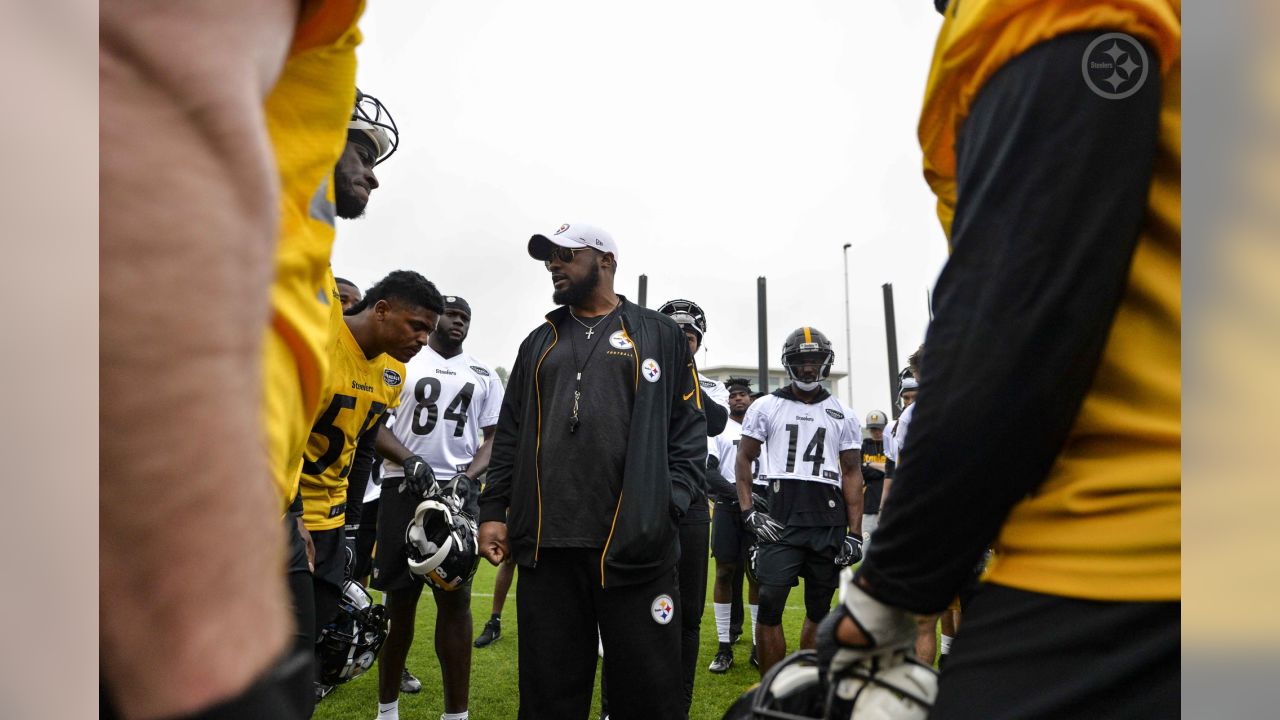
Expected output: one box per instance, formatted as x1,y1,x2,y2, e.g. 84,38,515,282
741,392,861,488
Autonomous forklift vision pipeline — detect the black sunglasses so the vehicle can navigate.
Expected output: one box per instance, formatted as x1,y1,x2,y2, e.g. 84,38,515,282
543,245,590,270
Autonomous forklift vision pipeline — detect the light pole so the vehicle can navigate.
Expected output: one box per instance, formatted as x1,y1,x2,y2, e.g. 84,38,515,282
842,243,853,406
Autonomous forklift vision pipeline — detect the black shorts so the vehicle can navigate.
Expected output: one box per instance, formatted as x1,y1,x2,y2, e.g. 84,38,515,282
370,482,418,593
710,503,752,563
310,527,347,592
285,511,310,574
353,497,379,580
754,525,843,590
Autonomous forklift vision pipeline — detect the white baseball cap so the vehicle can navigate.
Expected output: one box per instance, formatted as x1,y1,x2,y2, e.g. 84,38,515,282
528,222,619,263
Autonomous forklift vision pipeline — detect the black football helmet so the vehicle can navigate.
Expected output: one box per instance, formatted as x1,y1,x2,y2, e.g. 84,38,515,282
315,580,389,686
657,298,707,346
406,486,480,592
349,88,398,165
782,327,835,383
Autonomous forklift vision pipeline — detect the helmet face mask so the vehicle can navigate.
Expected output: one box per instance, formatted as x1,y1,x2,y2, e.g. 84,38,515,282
782,327,835,389
657,298,707,347
315,580,388,686
350,89,399,165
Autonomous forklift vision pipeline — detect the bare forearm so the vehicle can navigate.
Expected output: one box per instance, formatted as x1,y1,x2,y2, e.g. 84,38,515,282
100,3,297,717
736,455,757,511
375,424,417,464
842,457,864,534
467,427,497,479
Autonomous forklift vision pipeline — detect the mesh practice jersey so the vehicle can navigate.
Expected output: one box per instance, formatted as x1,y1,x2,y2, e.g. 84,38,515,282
741,389,861,526
709,417,769,495
383,345,504,480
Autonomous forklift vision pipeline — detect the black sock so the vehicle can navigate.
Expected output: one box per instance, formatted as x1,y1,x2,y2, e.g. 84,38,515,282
718,641,731,653
490,614,501,622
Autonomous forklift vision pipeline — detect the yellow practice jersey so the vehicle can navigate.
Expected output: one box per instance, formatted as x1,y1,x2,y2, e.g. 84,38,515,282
919,0,1181,601
261,0,365,512
300,320,405,530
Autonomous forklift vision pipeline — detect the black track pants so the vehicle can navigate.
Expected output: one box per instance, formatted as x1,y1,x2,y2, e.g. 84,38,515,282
516,549,683,720
676,520,709,715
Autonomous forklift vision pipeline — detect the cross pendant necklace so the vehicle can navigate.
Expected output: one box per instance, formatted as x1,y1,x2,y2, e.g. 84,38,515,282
568,300,619,339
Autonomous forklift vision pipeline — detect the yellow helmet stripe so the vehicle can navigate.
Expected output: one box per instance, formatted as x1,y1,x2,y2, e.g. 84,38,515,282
803,326,812,343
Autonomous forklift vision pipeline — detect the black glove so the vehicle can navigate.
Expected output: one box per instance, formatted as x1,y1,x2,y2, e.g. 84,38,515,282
398,455,435,498
834,533,863,567
444,472,473,506
342,536,356,581
750,491,771,515
744,507,784,543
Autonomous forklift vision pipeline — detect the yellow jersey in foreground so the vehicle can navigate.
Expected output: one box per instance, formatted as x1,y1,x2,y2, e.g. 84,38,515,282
919,0,1181,602
261,0,365,511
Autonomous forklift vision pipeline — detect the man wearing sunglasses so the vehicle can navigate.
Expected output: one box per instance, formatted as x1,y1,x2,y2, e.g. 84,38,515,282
478,223,708,720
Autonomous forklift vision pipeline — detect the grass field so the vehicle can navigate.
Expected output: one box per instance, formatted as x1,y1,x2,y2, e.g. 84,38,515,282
314,556,819,720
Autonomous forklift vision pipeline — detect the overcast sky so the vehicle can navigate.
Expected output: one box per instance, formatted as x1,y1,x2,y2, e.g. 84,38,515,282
332,0,949,416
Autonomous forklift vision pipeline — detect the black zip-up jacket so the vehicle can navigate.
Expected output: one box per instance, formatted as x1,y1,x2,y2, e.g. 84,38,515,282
478,298,708,587
680,377,727,526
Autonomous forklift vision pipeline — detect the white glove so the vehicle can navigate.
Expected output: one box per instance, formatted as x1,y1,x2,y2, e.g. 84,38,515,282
817,569,916,679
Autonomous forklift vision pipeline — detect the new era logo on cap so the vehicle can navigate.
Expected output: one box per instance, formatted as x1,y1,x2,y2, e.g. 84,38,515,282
528,222,619,263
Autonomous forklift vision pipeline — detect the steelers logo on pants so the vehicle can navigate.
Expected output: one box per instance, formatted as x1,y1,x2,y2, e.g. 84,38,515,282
651,594,675,625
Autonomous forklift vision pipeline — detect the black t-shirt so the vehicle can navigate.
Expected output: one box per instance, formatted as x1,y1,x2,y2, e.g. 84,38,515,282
537,311,636,548
860,437,886,515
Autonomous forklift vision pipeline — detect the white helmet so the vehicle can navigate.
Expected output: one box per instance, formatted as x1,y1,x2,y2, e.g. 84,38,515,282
896,377,919,410
723,648,938,720
829,653,938,720
349,89,398,165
